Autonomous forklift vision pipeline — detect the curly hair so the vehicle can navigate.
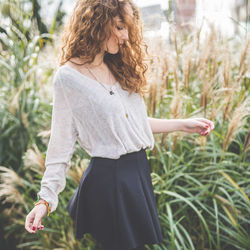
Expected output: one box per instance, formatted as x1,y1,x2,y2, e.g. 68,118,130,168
59,0,149,97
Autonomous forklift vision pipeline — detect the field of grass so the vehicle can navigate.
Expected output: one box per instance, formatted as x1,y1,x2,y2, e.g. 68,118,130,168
0,2,249,249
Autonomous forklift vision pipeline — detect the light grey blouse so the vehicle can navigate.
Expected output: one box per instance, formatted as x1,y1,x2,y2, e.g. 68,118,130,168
37,65,155,213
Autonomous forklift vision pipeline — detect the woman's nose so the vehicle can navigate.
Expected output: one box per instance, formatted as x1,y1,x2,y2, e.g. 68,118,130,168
121,29,129,41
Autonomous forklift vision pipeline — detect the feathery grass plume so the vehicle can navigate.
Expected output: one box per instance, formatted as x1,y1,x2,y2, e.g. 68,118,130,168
236,66,248,86
209,92,225,121
37,129,51,139
181,42,193,91
162,55,170,91
195,19,204,51
173,61,179,92
198,28,218,117
145,45,160,116
67,157,90,185
197,26,215,78
146,39,171,116
222,75,240,124
147,78,158,116
8,81,25,114
0,166,25,207
173,29,179,60
243,126,250,153
222,92,233,124
239,36,250,74
200,73,210,116
21,112,29,129
223,96,250,151
171,90,181,119
156,44,170,110
23,144,45,175
222,50,231,88
210,44,219,80
37,129,51,145
171,86,181,152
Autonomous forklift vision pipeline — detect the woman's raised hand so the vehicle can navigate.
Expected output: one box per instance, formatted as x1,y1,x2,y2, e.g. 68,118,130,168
25,204,47,233
182,118,214,136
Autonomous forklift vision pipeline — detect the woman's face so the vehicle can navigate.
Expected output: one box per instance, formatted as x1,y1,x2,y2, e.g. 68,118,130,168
104,16,129,54
104,3,133,54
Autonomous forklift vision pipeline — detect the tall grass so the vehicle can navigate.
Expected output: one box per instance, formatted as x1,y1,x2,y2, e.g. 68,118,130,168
0,9,249,250
144,24,250,250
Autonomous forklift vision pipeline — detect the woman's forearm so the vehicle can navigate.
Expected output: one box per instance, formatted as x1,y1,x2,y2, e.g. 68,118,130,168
147,117,185,134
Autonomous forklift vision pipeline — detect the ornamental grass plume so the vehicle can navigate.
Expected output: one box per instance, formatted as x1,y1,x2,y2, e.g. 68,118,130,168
222,50,231,88
37,129,51,141
23,144,45,175
197,27,215,77
8,82,25,115
222,92,234,124
239,36,249,74
181,42,193,91
67,157,90,185
170,73,182,152
243,127,250,153
0,166,25,214
21,112,29,129
147,77,158,116
162,55,170,91
223,96,250,151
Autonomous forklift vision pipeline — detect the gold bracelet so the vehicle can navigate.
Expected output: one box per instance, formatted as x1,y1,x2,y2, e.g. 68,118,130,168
34,199,51,216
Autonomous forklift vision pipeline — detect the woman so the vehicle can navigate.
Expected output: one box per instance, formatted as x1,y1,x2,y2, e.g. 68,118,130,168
25,0,214,249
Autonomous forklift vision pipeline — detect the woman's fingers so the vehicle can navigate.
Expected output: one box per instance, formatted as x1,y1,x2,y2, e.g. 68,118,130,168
32,208,45,232
195,118,214,130
194,118,214,136
184,118,214,136
25,211,36,233
25,206,46,234
196,120,209,131
195,120,211,135
37,221,44,230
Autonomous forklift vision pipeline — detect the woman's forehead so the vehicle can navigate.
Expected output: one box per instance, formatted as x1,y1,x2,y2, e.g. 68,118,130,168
113,3,133,23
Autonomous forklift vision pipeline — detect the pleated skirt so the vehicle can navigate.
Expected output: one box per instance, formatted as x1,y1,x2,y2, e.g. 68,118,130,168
66,148,163,250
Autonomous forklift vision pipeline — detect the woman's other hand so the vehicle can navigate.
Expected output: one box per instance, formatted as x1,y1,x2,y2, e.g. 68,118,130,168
25,203,47,233
183,118,214,136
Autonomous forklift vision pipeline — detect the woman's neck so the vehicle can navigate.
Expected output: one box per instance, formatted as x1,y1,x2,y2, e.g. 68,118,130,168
89,51,105,67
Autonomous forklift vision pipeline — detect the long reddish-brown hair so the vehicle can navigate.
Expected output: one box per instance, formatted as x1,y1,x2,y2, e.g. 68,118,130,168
59,0,149,97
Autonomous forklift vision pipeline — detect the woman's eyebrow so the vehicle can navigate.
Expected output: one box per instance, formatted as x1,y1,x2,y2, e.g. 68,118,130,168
117,19,124,23
115,20,125,26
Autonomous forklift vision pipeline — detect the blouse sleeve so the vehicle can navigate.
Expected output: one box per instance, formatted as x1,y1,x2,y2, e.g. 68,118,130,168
37,71,78,213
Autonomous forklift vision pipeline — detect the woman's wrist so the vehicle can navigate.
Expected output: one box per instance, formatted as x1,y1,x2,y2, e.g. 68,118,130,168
179,119,189,132
34,196,51,216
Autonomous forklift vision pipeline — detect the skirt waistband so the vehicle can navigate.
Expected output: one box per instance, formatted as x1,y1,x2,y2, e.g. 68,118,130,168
91,147,146,163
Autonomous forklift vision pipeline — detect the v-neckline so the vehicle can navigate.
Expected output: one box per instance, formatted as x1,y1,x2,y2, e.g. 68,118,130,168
62,64,118,87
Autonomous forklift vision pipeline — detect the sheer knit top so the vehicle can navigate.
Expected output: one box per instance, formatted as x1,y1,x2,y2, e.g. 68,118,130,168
37,64,155,213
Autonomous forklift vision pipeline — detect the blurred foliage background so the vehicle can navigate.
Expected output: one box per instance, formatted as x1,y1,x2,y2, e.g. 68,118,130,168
0,0,249,249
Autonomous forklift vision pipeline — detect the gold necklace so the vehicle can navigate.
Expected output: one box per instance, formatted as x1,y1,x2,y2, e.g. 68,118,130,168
86,66,115,95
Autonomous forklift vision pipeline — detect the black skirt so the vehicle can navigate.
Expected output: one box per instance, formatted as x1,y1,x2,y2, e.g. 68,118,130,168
66,148,163,250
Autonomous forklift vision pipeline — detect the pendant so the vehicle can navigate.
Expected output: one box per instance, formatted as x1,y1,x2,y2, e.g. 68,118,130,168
126,113,128,118
110,90,114,95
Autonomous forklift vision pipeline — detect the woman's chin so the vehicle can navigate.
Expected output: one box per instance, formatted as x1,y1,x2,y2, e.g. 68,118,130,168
106,47,119,54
